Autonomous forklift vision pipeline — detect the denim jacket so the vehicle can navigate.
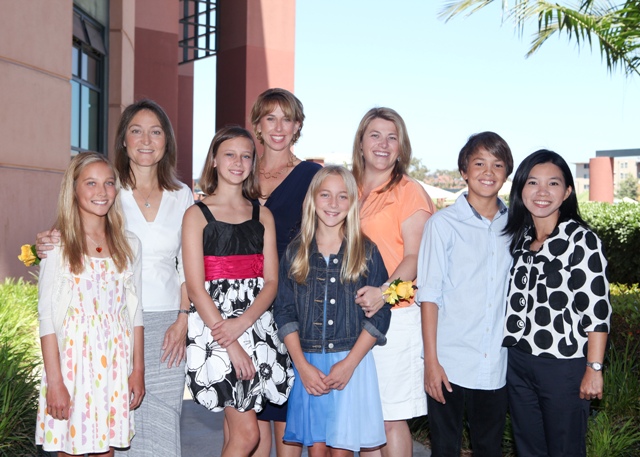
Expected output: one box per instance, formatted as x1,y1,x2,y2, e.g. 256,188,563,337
274,237,391,353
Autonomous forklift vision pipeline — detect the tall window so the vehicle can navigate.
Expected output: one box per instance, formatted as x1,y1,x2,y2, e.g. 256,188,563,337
71,8,106,156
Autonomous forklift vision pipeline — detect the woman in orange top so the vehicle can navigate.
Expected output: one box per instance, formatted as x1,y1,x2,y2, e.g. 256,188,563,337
353,107,435,457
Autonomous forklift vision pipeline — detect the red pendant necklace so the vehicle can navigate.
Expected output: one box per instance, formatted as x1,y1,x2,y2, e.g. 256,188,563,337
86,234,105,253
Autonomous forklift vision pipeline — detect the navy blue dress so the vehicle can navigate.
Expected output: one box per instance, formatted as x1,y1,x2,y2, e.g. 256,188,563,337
257,160,321,421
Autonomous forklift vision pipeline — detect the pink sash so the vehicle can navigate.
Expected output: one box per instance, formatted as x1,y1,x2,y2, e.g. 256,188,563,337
203,254,264,281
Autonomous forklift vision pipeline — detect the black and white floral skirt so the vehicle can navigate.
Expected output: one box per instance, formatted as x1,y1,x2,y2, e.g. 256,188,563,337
186,277,294,412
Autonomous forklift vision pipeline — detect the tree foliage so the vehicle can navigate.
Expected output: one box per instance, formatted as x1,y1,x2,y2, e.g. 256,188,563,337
441,1,640,77
617,175,639,200
409,157,430,182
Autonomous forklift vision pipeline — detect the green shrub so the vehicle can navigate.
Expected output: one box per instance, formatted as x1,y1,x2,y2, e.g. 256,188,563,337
587,411,640,457
0,278,40,457
580,202,640,285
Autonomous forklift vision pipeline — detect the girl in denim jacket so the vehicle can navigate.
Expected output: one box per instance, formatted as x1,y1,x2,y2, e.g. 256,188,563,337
274,166,391,456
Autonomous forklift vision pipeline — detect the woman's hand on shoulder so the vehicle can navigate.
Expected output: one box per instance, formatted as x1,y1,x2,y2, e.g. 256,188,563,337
355,285,385,317
36,229,60,259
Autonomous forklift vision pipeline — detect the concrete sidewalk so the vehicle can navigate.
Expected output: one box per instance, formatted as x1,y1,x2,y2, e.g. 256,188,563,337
180,399,431,456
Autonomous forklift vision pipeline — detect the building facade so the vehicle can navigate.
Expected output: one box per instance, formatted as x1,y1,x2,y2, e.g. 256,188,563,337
1,0,295,280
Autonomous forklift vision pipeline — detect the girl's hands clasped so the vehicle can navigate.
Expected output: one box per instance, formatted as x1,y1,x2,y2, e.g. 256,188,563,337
297,361,330,396
324,359,356,391
211,318,247,348
226,342,256,381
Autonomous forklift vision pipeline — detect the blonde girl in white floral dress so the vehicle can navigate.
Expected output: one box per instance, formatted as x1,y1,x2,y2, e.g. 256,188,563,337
35,153,144,457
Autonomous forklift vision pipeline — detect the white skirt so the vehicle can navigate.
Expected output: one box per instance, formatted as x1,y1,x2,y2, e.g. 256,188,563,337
372,303,427,420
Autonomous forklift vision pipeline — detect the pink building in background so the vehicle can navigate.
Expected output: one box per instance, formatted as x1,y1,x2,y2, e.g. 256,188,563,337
0,0,296,280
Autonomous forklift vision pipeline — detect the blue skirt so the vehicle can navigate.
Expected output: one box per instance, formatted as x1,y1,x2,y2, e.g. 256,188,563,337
284,350,386,451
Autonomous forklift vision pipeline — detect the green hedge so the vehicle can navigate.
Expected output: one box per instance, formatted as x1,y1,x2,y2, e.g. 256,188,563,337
580,202,640,285
0,278,40,457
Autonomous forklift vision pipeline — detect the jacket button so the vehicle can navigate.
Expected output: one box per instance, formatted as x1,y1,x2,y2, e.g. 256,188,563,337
330,298,336,304
517,320,525,329
333,258,339,264
328,320,334,325
330,277,336,283
328,343,334,349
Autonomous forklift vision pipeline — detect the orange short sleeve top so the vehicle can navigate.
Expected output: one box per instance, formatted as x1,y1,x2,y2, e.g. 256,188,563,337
359,175,435,308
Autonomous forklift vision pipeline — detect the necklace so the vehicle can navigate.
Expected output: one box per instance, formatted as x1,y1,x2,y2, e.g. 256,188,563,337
259,154,297,180
134,187,155,208
86,234,105,253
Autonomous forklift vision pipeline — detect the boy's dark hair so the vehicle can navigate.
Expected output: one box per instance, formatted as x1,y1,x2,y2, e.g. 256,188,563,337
458,131,514,177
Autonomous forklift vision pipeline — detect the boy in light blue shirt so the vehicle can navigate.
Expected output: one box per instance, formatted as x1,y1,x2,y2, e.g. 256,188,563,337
417,132,513,457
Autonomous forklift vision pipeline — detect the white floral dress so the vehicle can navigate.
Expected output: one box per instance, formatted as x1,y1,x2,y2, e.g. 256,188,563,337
36,257,134,454
186,201,293,412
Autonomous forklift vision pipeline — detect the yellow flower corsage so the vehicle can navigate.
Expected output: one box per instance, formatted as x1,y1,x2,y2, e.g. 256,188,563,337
382,279,416,306
18,244,40,266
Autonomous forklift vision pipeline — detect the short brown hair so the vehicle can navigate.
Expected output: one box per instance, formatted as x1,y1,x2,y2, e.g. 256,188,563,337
250,88,305,144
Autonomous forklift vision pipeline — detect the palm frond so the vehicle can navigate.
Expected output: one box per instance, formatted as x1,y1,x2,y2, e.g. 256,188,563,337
441,0,640,76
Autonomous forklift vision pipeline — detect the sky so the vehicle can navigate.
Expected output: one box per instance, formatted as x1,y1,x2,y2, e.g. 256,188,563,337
192,1,640,179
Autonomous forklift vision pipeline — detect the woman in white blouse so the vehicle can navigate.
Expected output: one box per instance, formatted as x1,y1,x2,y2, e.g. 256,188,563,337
37,99,193,457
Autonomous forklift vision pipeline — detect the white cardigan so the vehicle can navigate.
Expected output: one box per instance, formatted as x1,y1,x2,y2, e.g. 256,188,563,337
38,232,143,371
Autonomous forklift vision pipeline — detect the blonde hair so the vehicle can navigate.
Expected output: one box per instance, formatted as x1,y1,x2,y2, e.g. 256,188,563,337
289,166,368,284
199,126,260,199
250,88,305,145
351,107,412,193
55,153,133,274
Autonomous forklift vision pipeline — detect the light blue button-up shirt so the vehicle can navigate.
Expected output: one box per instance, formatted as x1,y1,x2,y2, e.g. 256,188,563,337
416,194,511,390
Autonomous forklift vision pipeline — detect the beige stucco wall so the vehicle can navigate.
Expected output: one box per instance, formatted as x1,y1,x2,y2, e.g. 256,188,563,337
0,0,136,280
0,1,73,280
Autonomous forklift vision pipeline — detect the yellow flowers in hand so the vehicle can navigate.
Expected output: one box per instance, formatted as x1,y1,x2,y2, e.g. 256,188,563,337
18,244,40,266
382,279,416,306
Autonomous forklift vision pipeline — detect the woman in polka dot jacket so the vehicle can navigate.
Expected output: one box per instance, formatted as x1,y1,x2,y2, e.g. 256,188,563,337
502,150,611,457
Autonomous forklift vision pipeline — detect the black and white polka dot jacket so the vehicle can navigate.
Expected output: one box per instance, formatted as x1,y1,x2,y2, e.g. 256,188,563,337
503,220,611,359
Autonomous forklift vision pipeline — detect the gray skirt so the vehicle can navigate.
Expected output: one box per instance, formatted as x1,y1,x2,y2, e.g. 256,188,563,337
117,310,186,457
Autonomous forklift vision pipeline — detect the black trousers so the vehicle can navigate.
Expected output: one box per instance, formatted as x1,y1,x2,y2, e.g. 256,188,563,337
427,382,508,457
507,347,590,457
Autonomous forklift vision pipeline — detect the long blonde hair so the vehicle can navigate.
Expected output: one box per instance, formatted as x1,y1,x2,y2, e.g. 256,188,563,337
289,166,368,284
55,153,133,274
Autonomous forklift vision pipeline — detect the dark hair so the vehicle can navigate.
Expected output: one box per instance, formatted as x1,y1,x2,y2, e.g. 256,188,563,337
458,131,513,177
114,99,180,191
199,126,260,199
503,149,587,253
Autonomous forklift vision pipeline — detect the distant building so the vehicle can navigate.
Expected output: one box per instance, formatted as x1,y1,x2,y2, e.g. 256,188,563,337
575,151,640,201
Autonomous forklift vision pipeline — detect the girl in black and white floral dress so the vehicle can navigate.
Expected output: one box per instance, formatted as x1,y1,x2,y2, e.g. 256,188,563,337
182,126,293,457
502,150,611,457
